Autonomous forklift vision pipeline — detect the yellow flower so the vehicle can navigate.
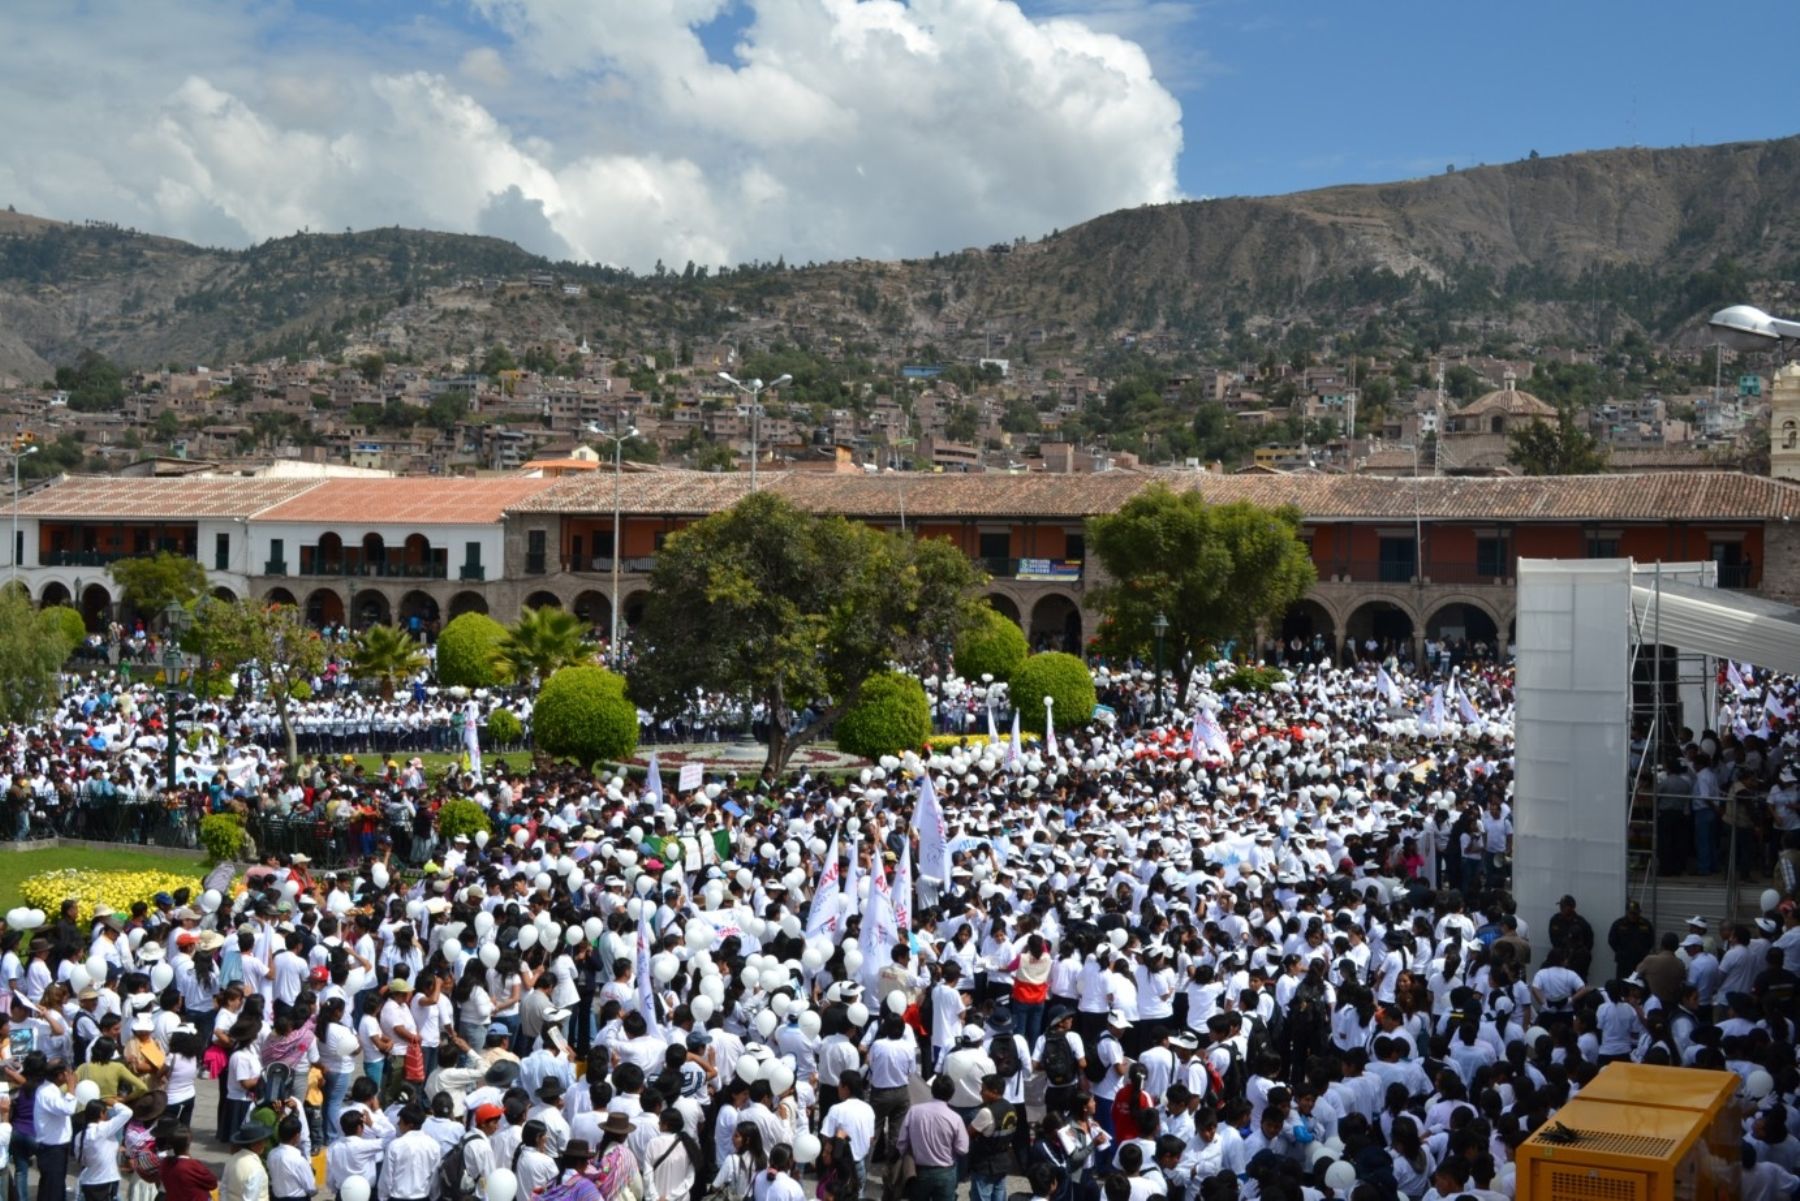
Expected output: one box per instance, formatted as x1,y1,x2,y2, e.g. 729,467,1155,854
21,868,203,925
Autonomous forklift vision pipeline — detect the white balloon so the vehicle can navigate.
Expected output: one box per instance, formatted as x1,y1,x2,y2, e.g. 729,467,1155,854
68,965,90,993
280,880,299,901
685,920,715,950
565,926,584,947
635,876,655,897
844,949,863,974
479,944,501,969
740,965,761,988
85,956,108,984
540,924,561,950
514,828,530,847
1324,1161,1356,1192
200,889,221,913
485,1167,519,1201
792,1133,822,1165
516,926,538,950
534,873,552,892
474,830,490,848
653,955,680,985
846,1002,870,1027
150,963,174,991
1747,1069,1775,1100
754,1009,779,1038
690,995,716,1023
799,1011,823,1037
771,995,792,1018
74,1081,100,1105
766,1063,796,1094
1762,889,1781,914
584,917,605,941
701,976,726,1005
474,911,495,935
735,1055,762,1083
1108,929,1127,949
801,947,824,972
886,990,907,1015
371,864,390,889
341,1178,372,1201
760,966,787,992
626,898,644,920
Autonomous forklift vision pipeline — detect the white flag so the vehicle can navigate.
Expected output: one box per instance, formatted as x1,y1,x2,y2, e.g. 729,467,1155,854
1457,690,1481,725
1425,685,1446,726
1008,711,1022,770
912,775,949,883
844,837,862,918
463,700,483,784
1375,666,1401,706
892,840,913,937
1727,661,1748,694
986,702,998,743
1188,711,1204,759
1195,709,1231,757
635,902,664,1040
858,851,897,991
1765,691,1790,722
805,830,843,938
644,750,664,805
1046,704,1058,759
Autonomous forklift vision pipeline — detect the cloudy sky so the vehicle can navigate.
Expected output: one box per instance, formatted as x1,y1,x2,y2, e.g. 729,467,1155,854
2,1,1793,272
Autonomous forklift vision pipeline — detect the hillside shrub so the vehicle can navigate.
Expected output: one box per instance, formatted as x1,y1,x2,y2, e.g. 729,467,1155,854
953,606,1029,683
834,672,932,760
436,612,509,688
1010,652,1096,734
532,666,638,767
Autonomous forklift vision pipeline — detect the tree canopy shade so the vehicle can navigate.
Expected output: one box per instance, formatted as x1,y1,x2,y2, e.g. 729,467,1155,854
629,491,985,773
1507,410,1609,475
1087,484,1315,700
111,551,208,616
192,599,327,765
0,589,70,722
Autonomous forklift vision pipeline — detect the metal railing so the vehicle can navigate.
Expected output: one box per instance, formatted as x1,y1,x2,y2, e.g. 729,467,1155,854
295,560,450,579
1322,559,1509,586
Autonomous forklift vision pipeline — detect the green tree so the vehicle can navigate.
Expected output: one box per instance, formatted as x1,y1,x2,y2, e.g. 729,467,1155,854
480,344,517,376
533,665,639,768
42,605,88,657
1507,411,1608,475
0,590,69,721
834,671,931,760
153,410,182,442
953,605,1029,682
435,611,510,688
629,492,984,773
1087,485,1315,702
1010,653,1096,734
356,354,385,385
495,606,588,687
348,625,428,699
54,350,125,412
192,599,328,765
110,551,207,617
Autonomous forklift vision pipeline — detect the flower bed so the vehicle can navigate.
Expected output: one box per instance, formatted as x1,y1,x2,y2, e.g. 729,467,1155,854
20,867,203,924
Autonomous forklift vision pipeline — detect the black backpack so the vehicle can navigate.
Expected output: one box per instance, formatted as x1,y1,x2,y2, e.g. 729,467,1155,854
1084,1033,1116,1085
1042,1032,1079,1087
989,1034,1022,1080
1217,1044,1248,1102
439,1132,482,1201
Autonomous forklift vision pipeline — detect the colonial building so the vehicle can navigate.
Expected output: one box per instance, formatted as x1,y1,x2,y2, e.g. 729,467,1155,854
9,468,1798,661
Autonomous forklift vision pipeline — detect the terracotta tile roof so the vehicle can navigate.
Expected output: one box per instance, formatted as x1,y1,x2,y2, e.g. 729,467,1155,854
512,471,762,515
253,477,561,525
14,475,323,519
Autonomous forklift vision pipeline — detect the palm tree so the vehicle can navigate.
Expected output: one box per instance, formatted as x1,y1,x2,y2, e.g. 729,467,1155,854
494,606,588,686
348,624,429,699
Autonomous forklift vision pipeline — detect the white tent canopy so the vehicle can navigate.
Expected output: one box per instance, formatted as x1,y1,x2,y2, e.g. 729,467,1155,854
1630,575,1800,676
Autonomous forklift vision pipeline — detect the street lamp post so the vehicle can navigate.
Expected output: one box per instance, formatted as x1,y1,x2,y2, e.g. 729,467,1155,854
1151,611,1170,718
161,601,190,795
717,373,792,490
585,418,640,667
1709,304,1800,350
7,444,36,584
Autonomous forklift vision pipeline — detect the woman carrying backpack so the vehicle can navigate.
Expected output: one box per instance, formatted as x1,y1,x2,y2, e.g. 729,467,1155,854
1034,1006,1084,1118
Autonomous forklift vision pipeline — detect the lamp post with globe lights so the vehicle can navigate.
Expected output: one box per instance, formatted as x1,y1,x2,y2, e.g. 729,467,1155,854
716,373,792,490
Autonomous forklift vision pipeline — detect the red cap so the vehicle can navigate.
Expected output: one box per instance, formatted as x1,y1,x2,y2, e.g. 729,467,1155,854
473,1103,504,1123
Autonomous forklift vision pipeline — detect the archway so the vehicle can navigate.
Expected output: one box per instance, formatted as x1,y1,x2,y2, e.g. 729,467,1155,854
1279,598,1336,663
317,532,344,573
623,590,652,629
1029,593,1082,655
265,587,299,609
354,590,391,628
79,584,112,632
572,590,611,634
211,586,237,603
361,533,386,573
398,590,439,634
524,590,562,610
448,591,488,618
1343,600,1415,661
306,588,344,628
1425,601,1499,649
985,593,1022,628
38,581,71,609
402,533,432,573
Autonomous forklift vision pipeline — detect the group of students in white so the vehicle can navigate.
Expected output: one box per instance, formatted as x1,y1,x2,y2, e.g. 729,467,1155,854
0,657,1794,1201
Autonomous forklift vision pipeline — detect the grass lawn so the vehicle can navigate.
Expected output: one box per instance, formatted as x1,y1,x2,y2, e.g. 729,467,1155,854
0,846,209,913
347,751,481,778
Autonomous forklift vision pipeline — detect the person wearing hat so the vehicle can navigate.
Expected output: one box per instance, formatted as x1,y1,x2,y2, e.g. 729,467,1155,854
220,1121,274,1201
1547,896,1595,979
528,1078,572,1156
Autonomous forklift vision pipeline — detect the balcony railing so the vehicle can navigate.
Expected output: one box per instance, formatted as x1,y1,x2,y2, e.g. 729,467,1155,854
263,560,288,575
459,564,487,581
980,557,1084,583
44,550,130,567
1716,563,1754,589
296,560,449,580
566,556,660,574
1321,560,1509,586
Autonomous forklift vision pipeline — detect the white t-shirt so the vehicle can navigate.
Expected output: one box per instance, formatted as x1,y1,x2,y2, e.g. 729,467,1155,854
820,1097,874,1160
322,1023,362,1075
357,1012,388,1065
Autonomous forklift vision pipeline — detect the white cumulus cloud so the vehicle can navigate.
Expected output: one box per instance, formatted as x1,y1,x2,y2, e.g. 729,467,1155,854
0,0,1183,270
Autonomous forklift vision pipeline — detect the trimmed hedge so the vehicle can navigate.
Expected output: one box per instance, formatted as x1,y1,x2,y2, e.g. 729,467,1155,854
835,671,932,760
532,665,638,768
436,798,492,841
1009,652,1096,734
953,605,1029,683
436,612,509,688
485,710,523,745
1219,665,1286,694
199,812,249,861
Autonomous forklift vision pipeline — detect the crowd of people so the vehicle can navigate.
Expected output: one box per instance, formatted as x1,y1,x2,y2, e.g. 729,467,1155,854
0,653,1796,1201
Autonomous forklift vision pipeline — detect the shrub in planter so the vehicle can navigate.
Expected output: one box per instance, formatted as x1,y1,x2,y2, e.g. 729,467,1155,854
834,672,931,760
436,798,492,841
1218,665,1286,694
436,612,510,688
953,605,1029,683
199,812,249,862
1009,652,1096,734
532,666,638,768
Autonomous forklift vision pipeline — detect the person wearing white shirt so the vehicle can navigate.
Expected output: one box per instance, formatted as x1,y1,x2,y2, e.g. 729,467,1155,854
379,1107,444,1201
266,1104,315,1201
324,1112,385,1194
73,1098,132,1196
